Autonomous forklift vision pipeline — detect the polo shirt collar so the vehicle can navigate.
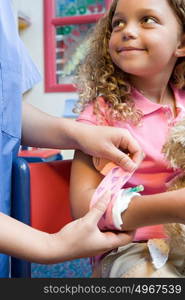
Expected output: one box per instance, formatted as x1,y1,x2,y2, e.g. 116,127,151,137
132,84,185,116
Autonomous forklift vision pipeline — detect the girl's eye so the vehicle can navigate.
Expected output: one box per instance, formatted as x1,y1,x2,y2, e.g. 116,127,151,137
142,16,157,24
112,20,125,30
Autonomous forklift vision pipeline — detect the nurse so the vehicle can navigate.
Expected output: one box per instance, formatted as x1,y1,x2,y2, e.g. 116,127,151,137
0,0,142,277
0,0,41,277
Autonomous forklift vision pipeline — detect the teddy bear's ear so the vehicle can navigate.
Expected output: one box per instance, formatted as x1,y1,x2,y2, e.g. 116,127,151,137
170,120,185,146
161,140,175,167
162,119,185,169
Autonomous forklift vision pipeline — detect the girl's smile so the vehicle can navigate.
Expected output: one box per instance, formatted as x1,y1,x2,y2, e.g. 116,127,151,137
118,47,146,51
117,46,146,56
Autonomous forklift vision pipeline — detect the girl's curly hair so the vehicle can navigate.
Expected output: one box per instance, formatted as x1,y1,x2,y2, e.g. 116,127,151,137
73,0,185,124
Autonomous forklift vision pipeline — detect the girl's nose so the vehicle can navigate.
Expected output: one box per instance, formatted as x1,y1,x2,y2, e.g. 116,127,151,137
121,24,138,40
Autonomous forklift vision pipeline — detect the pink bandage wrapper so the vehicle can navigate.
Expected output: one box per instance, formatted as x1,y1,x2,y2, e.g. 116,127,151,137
90,162,136,231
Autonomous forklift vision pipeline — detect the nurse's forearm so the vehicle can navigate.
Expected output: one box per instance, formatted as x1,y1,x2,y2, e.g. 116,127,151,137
0,213,56,263
21,102,82,150
121,188,185,231
21,103,144,170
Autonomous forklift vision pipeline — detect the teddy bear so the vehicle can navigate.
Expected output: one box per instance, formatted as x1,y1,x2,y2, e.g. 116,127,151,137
162,118,185,256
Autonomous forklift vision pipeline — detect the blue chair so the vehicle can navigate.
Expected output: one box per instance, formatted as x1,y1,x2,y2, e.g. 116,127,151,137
11,157,31,277
19,146,63,162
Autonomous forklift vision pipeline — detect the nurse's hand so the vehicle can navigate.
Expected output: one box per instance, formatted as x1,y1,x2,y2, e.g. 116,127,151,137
75,123,144,172
49,192,134,262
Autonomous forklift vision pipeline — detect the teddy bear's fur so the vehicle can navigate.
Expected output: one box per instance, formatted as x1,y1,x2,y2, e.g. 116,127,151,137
162,118,185,256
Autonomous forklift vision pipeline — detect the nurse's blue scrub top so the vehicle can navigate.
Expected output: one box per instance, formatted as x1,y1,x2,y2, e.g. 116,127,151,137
0,0,41,277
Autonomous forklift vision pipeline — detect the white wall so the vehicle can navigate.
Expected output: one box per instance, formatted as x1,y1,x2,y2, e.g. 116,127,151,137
13,0,78,115
13,0,76,158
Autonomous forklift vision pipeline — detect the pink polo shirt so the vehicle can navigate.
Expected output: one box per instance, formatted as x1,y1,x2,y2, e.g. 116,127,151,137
77,86,185,241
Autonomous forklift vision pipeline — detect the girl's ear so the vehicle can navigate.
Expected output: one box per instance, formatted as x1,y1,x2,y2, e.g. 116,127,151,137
175,34,185,57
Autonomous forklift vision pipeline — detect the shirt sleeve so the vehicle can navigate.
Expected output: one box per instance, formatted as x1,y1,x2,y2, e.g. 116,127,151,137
76,97,110,126
18,38,42,94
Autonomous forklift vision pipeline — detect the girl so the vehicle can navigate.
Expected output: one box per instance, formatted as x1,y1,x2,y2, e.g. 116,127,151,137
70,0,185,277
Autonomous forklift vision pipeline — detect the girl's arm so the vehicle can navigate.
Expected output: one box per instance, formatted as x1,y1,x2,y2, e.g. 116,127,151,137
70,150,185,230
122,189,185,231
70,150,103,218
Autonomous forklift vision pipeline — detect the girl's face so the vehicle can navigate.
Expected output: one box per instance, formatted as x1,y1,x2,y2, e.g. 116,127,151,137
109,0,184,78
